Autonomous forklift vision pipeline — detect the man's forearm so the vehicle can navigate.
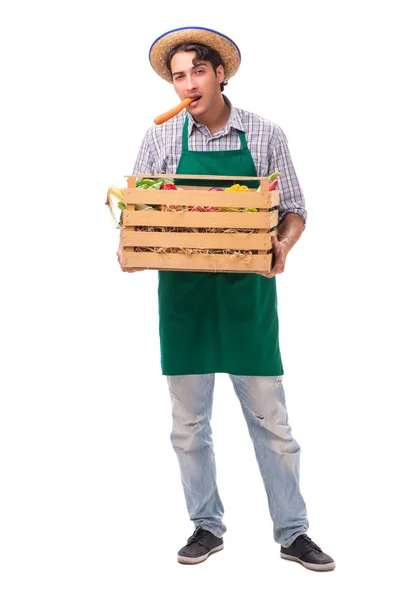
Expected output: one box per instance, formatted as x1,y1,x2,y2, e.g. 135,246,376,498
276,213,304,252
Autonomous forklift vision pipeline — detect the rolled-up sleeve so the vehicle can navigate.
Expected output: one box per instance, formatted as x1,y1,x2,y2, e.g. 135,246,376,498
267,125,307,227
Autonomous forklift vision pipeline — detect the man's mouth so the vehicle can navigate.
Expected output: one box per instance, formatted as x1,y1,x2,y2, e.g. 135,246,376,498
188,95,201,107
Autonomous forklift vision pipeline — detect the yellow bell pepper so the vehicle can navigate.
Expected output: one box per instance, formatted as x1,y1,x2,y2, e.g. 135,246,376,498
225,183,240,191
225,183,249,192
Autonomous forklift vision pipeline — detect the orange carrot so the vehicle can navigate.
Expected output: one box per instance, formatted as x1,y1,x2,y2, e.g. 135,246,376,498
154,97,195,125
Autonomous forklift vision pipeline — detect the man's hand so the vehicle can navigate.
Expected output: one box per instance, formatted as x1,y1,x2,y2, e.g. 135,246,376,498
257,235,289,278
257,214,304,279
117,227,144,273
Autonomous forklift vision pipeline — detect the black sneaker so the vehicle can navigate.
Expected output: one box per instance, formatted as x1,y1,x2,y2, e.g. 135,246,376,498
280,534,335,571
177,526,224,564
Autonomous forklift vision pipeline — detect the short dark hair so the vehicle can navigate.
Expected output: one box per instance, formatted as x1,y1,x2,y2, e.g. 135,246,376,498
166,42,227,92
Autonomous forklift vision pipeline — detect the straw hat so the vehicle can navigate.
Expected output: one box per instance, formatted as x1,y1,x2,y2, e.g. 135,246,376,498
149,26,241,83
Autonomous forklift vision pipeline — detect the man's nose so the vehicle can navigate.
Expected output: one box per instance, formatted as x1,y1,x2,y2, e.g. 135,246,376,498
186,75,197,90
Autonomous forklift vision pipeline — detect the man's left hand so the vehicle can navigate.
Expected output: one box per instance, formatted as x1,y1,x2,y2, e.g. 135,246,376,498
257,235,288,278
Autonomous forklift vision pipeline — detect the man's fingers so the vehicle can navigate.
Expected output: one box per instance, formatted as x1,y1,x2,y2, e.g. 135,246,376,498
257,270,275,278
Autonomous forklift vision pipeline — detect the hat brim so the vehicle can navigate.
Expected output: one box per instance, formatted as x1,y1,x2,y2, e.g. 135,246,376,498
149,26,241,83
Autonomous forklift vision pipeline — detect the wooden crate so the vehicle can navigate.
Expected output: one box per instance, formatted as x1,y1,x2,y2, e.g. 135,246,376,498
121,173,279,273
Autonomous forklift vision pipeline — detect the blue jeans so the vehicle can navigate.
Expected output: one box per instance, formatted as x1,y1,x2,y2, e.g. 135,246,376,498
167,374,309,547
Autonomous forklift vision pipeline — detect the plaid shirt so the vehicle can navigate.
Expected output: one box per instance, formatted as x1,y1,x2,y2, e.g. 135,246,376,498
133,96,307,225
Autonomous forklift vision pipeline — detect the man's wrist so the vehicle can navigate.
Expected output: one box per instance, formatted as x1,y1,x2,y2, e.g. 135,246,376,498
277,235,293,250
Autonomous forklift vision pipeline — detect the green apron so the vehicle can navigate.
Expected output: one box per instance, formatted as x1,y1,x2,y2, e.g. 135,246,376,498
158,116,283,377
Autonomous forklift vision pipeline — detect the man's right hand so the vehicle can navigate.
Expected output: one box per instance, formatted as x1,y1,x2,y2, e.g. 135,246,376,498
117,227,145,273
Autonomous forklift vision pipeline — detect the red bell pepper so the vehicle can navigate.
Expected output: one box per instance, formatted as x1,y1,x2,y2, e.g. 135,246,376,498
269,179,279,191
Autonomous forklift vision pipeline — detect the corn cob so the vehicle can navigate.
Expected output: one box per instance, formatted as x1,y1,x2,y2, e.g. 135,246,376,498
106,186,126,228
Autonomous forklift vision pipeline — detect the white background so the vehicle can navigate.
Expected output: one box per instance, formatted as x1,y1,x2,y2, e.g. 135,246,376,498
1,0,399,598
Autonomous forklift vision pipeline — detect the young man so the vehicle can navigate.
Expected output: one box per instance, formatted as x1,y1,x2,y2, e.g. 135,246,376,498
118,26,335,571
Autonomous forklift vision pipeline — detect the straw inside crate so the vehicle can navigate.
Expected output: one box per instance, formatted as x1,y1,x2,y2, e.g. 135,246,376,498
131,205,275,261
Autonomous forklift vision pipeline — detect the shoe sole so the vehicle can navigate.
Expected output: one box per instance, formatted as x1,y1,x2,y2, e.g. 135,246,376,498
177,543,224,564
280,552,336,571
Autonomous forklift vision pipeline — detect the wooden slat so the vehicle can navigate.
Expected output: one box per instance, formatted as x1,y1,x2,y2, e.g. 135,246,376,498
131,173,269,182
126,176,137,189
123,209,277,229
270,190,279,208
122,230,272,251
122,251,272,273
270,210,279,229
124,188,275,209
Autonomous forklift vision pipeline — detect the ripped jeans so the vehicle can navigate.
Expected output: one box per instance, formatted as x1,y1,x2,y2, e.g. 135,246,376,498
167,374,309,547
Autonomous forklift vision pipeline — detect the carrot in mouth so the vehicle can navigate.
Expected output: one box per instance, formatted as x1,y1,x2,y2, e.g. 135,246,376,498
154,97,196,125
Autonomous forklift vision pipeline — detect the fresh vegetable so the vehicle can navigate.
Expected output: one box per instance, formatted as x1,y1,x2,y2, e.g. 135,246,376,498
269,179,279,191
108,175,266,230
135,177,176,210
211,183,258,211
107,186,124,203
105,186,125,227
136,177,174,190
268,171,280,182
154,97,195,125
225,184,249,192
135,179,160,188
106,178,177,228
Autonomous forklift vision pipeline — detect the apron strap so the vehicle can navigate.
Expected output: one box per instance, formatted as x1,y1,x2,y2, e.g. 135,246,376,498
182,115,248,151
237,130,248,150
182,116,189,152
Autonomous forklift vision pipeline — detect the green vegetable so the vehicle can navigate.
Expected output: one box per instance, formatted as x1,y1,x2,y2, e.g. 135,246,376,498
136,179,159,187
135,177,175,209
118,178,176,224
118,200,127,227
136,177,175,189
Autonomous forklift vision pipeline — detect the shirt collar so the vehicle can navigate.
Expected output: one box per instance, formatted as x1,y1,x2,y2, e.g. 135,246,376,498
186,95,246,137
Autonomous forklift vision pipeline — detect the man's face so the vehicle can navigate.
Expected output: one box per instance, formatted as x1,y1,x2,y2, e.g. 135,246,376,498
170,51,225,119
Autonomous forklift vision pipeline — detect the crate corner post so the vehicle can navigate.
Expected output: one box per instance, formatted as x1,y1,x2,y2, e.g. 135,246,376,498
125,175,137,189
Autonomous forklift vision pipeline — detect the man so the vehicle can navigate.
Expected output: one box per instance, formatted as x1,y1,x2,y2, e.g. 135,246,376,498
117,26,335,571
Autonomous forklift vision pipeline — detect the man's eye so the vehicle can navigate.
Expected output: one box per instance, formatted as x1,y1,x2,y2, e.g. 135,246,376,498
175,75,183,80
196,70,204,74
